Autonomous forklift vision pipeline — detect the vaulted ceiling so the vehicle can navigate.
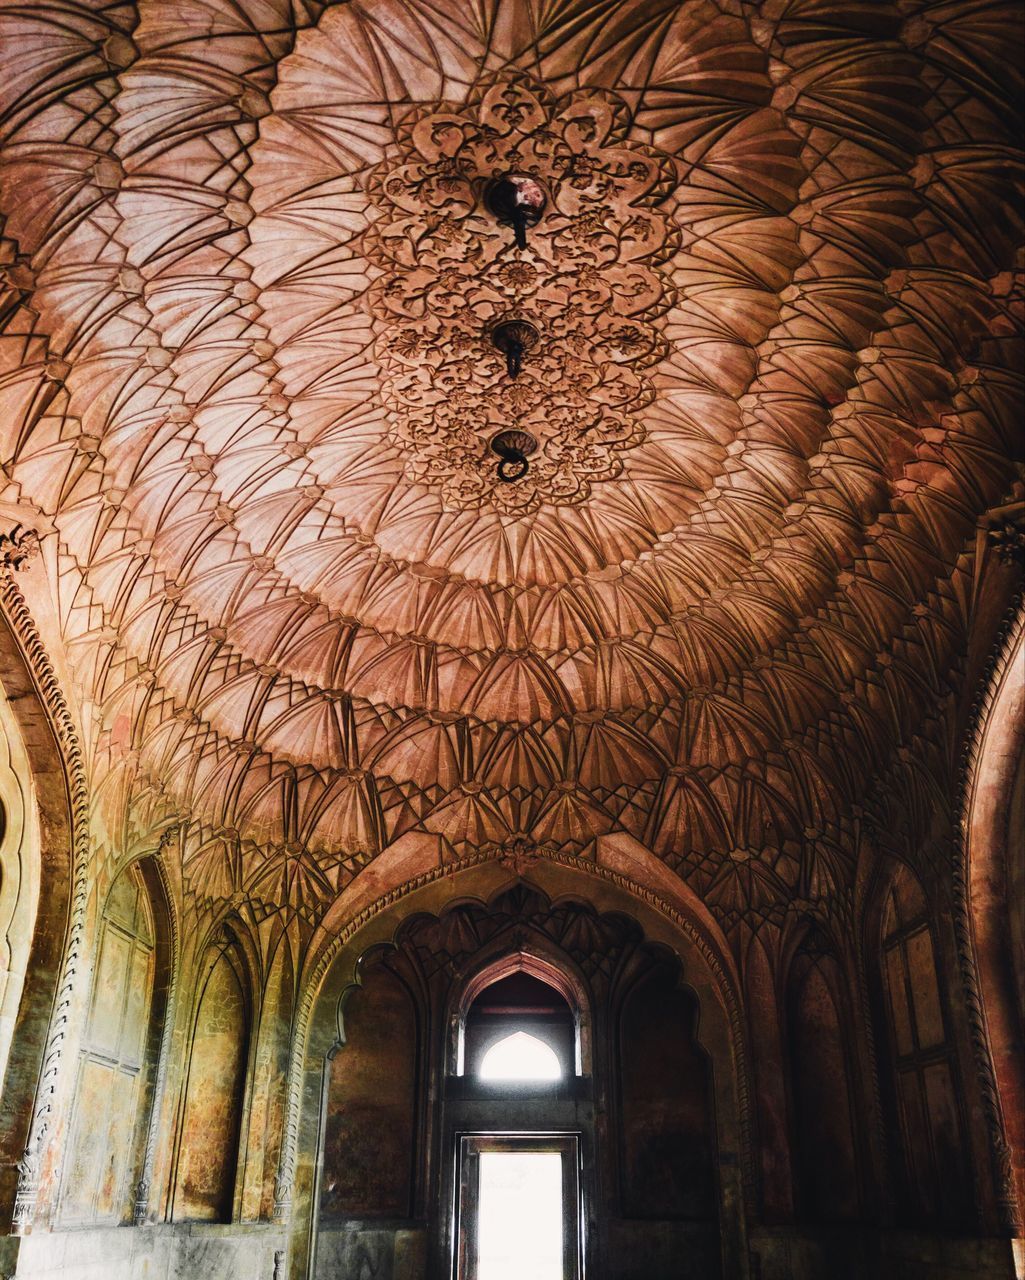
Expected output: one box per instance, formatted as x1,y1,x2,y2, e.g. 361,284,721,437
1,0,1021,931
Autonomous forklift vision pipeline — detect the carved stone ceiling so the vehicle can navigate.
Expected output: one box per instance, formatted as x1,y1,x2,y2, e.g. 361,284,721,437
0,0,1021,929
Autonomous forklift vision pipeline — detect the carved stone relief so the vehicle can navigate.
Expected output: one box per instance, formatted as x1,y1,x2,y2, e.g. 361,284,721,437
0,0,1021,1254
362,75,673,511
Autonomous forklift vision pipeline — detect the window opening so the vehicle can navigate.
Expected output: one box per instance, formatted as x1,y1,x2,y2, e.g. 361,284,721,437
461,970,577,1078
479,1030,562,1081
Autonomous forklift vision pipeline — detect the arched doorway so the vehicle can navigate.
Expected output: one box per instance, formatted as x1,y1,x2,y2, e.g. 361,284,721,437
296,859,749,1280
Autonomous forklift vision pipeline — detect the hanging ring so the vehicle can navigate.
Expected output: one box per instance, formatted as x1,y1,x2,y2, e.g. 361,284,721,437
490,430,538,484
497,450,530,483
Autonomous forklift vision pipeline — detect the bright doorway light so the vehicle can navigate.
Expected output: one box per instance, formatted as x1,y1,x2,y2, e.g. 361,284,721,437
479,1031,562,1081
478,1151,563,1280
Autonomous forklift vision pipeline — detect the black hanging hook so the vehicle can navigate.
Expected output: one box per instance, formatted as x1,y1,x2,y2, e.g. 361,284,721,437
497,448,530,482
490,319,540,379
484,175,547,249
490,429,538,483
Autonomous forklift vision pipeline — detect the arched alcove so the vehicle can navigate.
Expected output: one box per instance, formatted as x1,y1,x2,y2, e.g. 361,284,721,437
56,860,171,1225
319,949,420,1225
742,933,793,1222
785,941,861,1224
617,957,716,1217
172,928,252,1222
292,857,749,1280
241,932,296,1221
613,952,720,1279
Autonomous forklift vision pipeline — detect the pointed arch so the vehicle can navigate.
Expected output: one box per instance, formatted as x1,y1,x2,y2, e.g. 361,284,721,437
56,856,173,1225
782,927,862,1223
0,586,82,1231
960,604,1025,1234
171,924,253,1222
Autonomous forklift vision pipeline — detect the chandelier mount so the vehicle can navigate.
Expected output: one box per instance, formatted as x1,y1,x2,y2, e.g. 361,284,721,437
485,174,548,249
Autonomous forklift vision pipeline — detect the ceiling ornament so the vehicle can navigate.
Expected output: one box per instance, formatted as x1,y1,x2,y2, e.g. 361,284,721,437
361,75,676,513
484,174,548,250
489,318,540,382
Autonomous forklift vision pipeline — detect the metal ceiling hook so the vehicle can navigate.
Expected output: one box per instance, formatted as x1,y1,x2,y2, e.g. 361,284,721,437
490,429,538,483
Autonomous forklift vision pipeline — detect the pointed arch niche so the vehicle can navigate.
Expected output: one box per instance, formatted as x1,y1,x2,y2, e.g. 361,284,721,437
56,859,172,1225
784,934,862,1224
172,926,253,1222
290,853,751,1280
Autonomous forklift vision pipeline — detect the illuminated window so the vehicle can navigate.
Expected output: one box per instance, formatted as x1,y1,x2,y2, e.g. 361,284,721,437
479,1030,562,1081
461,970,577,1078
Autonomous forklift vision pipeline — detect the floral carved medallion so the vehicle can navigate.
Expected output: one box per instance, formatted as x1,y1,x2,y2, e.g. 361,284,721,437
360,76,678,512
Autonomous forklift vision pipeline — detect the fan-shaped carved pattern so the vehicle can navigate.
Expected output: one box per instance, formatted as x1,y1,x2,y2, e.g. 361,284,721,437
0,0,1021,930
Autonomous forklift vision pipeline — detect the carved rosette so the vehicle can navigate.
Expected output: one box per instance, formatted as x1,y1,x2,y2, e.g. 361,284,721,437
360,76,677,512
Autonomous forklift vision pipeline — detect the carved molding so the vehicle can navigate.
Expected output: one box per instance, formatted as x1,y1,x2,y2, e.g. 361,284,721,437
0,526,39,574
983,501,1025,567
953,591,1025,1234
0,562,90,1233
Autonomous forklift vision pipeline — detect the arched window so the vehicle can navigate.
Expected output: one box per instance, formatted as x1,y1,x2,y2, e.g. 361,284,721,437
453,964,584,1280
58,863,163,1224
480,1030,562,1081
879,866,971,1226
173,928,250,1222
462,970,576,1081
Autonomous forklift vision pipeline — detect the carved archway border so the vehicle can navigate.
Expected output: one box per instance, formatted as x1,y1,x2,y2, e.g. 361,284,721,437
0,558,91,1231
274,844,753,1228
954,589,1025,1235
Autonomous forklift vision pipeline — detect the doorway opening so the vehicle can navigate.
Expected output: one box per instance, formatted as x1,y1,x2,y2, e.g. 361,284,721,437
457,1135,581,1280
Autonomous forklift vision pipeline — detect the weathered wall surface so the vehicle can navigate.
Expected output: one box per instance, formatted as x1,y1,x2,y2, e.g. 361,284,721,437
11,1224,286,1280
